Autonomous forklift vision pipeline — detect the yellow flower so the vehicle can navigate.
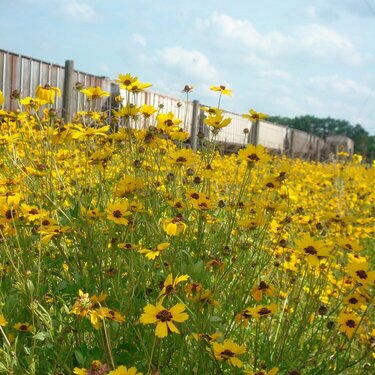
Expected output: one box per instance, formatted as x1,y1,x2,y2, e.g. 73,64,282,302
115,73,138,88
35,84,61,104
251,281,275,302
108,365,143,375
0,314,7,326
71,125,110,140
115,176,144,197
13,322,34,333
247,303,278,320
347,262,375,286
294,234,332,267
106,201,132,225
204,110,232,130
166,148,199,167
212,339,246,367
162,216,187,236
80,86,110,100
210,85,233,96
338,311,364,338
245,367,279,375
238,144,270,165
139,104,157,118
139,302,189,338
158,273,189,301
127,80,152,93
138,242,170,260
73,368,87,375
0,90,5,106
242,109,268,122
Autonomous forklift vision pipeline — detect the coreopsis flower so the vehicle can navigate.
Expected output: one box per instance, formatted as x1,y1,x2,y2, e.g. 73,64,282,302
108,365,143,375
190,331,223,343
73,368,87,375
0,90,5,106
80,86,110,100
212,339,246,368
115,176,144,197
113,104,140,119
210,85,233,96
238,144,271,165
247,303,278,320
139,104,157,118
347,262,375,286
182,84,194,93
158,273,189,301
19,97,44,111
20,204,48,222
204,110,232,130
115,73,138,88
162,216,187,236
127,80,152,93
251,281,275,302
71,125,110,140
166,148,199,167
338,311,364,338
190,194,216,211
96,307,125,323
106,201,132,225
343,292,368,309
13,322,34,333
73,360,109,375
244,367,279,375
242,109,268,122
0,314,7,326
294,234,332,267
337,238,363,252
235,308,252,327
138,242,170,260
139,302,189,338
156,112,182,131
35,84,61,104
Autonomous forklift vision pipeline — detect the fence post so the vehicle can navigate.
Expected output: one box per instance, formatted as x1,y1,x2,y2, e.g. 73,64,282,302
290,129,295,158
190,100,199,151
62,59,74,123
249,119,259,145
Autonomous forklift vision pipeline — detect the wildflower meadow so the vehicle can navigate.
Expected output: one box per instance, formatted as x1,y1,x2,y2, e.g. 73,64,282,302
0,75,374,375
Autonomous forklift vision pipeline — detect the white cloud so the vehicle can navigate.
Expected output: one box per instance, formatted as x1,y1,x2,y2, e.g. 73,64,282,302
197,12,293,56
132,33,147,47
198,13,363,66
309,75,372,96
158,46,218,83
61,0,97,22
258,69,290,81
298,25,362,65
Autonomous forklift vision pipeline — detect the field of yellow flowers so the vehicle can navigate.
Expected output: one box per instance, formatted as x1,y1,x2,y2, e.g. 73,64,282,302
0,75,374,375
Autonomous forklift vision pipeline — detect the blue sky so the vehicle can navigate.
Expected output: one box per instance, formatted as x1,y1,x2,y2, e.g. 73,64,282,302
1,0,375,134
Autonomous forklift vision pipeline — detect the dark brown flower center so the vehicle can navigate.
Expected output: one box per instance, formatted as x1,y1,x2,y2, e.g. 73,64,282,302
19,324,28,331
348,297,359,304
29,209,39,215
156,309,172,322
259,281,269,290
356,270,367,279
113,210,122,218
258,307,272,315
165,285,174,295
346,319,356,328
221,349,235,358
304,246,317,255
176,156,187,163
248,153,260,161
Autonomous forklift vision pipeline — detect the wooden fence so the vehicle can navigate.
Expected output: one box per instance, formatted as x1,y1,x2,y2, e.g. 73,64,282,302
0,49,111,114
0,49,333,159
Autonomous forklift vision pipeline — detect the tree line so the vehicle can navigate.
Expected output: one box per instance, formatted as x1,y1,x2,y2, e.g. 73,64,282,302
267,115,375,160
